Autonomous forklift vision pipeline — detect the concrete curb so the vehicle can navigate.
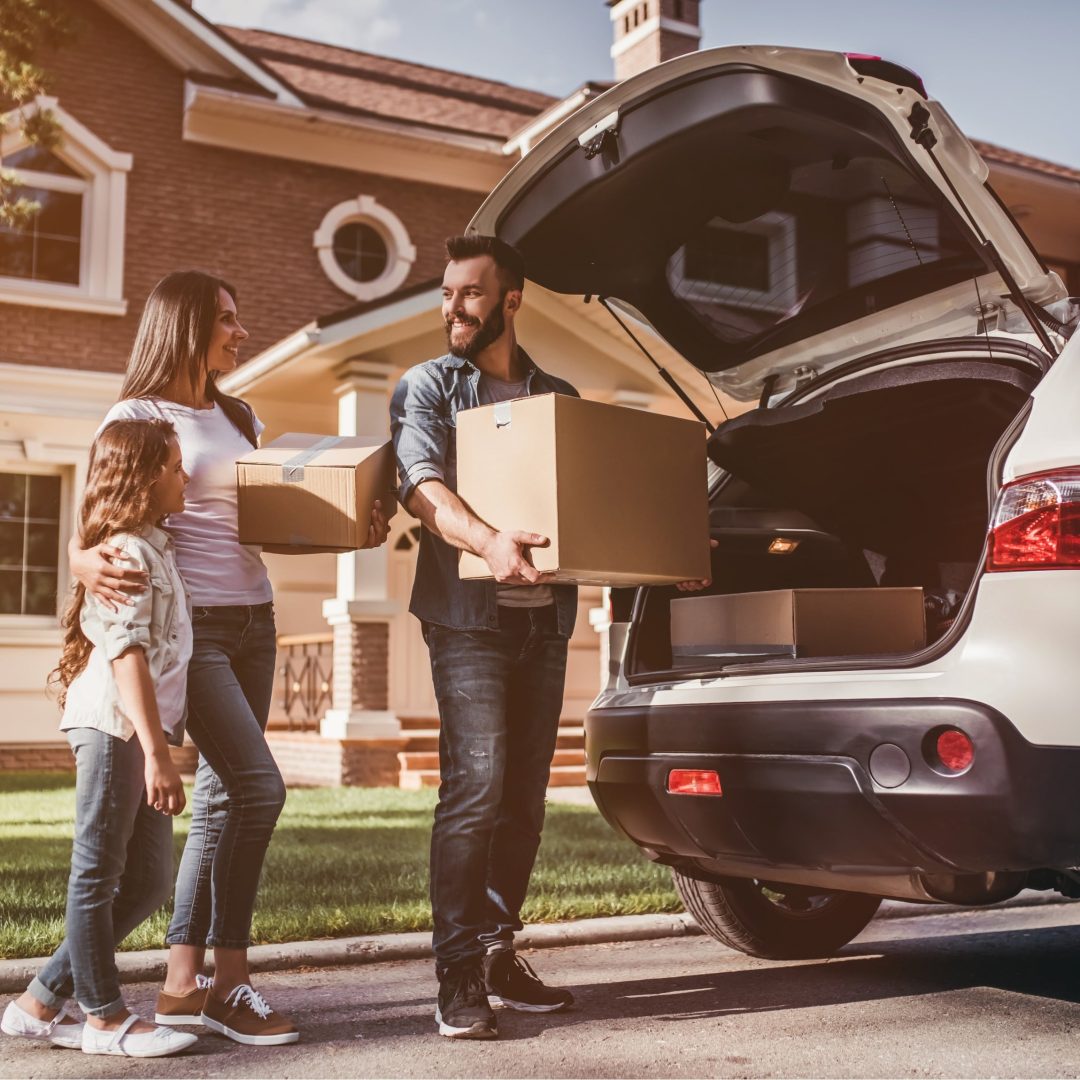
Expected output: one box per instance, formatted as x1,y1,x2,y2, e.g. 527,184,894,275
0,891,1070,994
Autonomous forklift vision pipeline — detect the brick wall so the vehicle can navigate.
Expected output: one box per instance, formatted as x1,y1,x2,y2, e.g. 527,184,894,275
3,1,484,376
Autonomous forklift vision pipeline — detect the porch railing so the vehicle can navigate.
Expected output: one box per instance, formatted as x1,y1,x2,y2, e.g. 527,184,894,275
277,633,333,732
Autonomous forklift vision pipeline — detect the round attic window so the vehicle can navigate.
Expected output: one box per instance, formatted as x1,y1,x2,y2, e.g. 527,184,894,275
314,195,416,301
333,222,388,283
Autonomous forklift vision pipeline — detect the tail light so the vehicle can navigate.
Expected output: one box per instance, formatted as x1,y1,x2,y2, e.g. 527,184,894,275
987,470,1080,570
667,769,722,796
934,729,974,773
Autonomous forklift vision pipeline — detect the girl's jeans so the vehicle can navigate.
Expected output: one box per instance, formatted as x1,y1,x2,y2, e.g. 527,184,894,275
166,602,284,951
425,605,569,972
30,728,174,1018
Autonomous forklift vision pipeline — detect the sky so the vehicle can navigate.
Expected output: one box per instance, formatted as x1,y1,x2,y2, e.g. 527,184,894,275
194,0,1080,168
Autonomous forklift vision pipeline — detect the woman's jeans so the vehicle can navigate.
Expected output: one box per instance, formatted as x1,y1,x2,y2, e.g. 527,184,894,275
30,728,173,1018
425,605,569,972
166,602,284,951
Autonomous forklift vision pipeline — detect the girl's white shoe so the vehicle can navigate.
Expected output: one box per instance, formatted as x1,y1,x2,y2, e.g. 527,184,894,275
81,1013,198,1058
1,999,85,1049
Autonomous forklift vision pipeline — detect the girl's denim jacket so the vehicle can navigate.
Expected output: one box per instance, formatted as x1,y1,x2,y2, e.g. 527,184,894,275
60,525,193,747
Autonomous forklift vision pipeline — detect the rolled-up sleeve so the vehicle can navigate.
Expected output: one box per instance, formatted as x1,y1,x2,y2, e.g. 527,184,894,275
96,538,153,661
390,365,450,509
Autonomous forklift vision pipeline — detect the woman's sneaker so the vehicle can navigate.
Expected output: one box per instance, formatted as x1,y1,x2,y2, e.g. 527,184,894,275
435,964,497,1039
483,949,574,1012
82,1013,198,1058
201,984,299,1045
155,974,212,1025
1,1000,84,1049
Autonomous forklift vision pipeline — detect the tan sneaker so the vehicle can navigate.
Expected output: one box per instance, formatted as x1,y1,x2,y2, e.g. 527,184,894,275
201,984,299,1046
155,974,212,1026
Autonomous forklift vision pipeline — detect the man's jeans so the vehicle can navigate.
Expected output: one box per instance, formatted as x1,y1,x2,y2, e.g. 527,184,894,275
166,602,285,950
30,728,173,1017
425,605,569,971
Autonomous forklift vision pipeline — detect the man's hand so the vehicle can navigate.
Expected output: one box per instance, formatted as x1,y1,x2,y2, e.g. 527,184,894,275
479,530,555,586
145,750,186,816
361,499,391,549
69,539,148,612
674,537,719,593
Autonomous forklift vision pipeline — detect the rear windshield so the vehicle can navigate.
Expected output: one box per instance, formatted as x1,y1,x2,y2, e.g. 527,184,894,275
667,150,980,348
504,69,993,372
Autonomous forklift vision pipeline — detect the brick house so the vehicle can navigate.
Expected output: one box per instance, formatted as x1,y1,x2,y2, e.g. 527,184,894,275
2,0,1078,783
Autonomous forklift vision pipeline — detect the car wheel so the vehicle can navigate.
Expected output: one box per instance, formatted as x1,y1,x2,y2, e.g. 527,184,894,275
672,869,882,960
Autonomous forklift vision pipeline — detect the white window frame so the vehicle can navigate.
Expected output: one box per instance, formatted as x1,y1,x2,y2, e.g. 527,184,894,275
314,195,416,302
668,211,798,315
0,96,132,316
0,460,73,639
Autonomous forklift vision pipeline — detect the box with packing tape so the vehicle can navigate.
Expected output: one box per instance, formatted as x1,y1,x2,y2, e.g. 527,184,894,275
669,587,925,669
236,433,397,554
456,392,711,586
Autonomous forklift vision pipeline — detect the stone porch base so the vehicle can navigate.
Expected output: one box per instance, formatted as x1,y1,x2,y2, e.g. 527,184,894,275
266,733,407,787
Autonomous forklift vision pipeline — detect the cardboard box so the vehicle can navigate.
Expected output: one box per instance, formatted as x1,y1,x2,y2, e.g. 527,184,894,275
670,587,925,668
456,393,711,586
236,433,397,553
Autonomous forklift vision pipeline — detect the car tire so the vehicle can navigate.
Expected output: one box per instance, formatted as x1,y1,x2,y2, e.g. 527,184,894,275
672,869,882,960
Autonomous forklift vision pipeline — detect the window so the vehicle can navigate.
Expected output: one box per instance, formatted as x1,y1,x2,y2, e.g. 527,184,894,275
0,96,132,315
332,222,389,284
314,195,416,302
0,472,62,617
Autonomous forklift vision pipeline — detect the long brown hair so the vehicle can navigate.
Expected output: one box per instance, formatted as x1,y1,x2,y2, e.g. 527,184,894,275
50,419,176,706
120,270,257,446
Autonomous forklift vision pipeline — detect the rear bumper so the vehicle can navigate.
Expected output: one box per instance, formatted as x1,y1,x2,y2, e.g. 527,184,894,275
586,698,1080,882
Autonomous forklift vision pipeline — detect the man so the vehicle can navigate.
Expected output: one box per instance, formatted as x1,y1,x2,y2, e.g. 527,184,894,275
390,234,711,1040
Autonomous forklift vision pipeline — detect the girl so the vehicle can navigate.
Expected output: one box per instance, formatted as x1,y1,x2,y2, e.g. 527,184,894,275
70,271,387,1046
2,419,197,1058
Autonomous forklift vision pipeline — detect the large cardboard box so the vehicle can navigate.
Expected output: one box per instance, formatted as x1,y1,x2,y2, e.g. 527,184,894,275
456,393,711,586
670,587,925,668
236,433,397,553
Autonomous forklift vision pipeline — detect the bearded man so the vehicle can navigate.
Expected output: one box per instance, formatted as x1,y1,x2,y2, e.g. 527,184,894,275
389,234,579,1040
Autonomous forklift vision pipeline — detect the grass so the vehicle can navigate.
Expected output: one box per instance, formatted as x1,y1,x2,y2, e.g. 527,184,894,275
0,773,680,960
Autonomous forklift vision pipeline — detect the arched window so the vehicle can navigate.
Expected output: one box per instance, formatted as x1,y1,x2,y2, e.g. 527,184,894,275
0,97,132,315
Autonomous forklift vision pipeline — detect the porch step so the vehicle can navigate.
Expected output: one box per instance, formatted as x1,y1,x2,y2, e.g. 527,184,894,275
398,763,588,791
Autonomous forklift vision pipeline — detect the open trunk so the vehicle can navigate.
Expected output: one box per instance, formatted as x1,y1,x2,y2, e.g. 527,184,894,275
628,344,1047,678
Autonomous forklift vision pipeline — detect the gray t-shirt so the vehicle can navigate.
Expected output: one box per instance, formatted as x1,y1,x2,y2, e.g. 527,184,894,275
477,373,554,608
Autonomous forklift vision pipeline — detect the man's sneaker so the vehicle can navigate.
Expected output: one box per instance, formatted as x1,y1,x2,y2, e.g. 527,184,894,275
155,974,212,1025
435,965,497,1039
484,950,574,1013
201,984,299,1046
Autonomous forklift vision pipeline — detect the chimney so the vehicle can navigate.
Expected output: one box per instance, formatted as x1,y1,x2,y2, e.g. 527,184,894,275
608,0,702,82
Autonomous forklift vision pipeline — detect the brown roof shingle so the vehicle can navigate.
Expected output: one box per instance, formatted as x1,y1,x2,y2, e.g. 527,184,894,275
973,139,1080,185
220,26,557,140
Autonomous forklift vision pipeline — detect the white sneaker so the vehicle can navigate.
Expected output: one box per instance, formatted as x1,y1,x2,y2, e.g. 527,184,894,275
81,1013,198,1058
1,999,84,1049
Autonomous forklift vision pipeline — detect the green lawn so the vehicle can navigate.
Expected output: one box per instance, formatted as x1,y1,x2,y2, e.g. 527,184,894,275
0,773,680,960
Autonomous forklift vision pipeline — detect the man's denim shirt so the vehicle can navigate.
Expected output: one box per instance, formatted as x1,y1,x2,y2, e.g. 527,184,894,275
390,349,579,637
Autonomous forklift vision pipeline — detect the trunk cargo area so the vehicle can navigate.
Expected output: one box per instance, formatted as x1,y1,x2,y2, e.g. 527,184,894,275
630,354,1041,675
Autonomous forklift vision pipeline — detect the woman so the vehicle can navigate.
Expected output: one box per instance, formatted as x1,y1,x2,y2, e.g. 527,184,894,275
71,271,389,1046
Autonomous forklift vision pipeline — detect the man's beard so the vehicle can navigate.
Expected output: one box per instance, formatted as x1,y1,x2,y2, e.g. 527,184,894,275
445,301,506,360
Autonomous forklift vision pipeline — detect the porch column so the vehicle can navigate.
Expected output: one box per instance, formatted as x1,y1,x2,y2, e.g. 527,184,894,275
320,357,402,740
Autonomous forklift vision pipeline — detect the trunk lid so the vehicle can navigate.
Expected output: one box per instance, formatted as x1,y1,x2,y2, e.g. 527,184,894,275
470,46,1064,401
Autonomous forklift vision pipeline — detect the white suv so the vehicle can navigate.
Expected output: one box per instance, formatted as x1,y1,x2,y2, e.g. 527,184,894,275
470,46,1080,958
